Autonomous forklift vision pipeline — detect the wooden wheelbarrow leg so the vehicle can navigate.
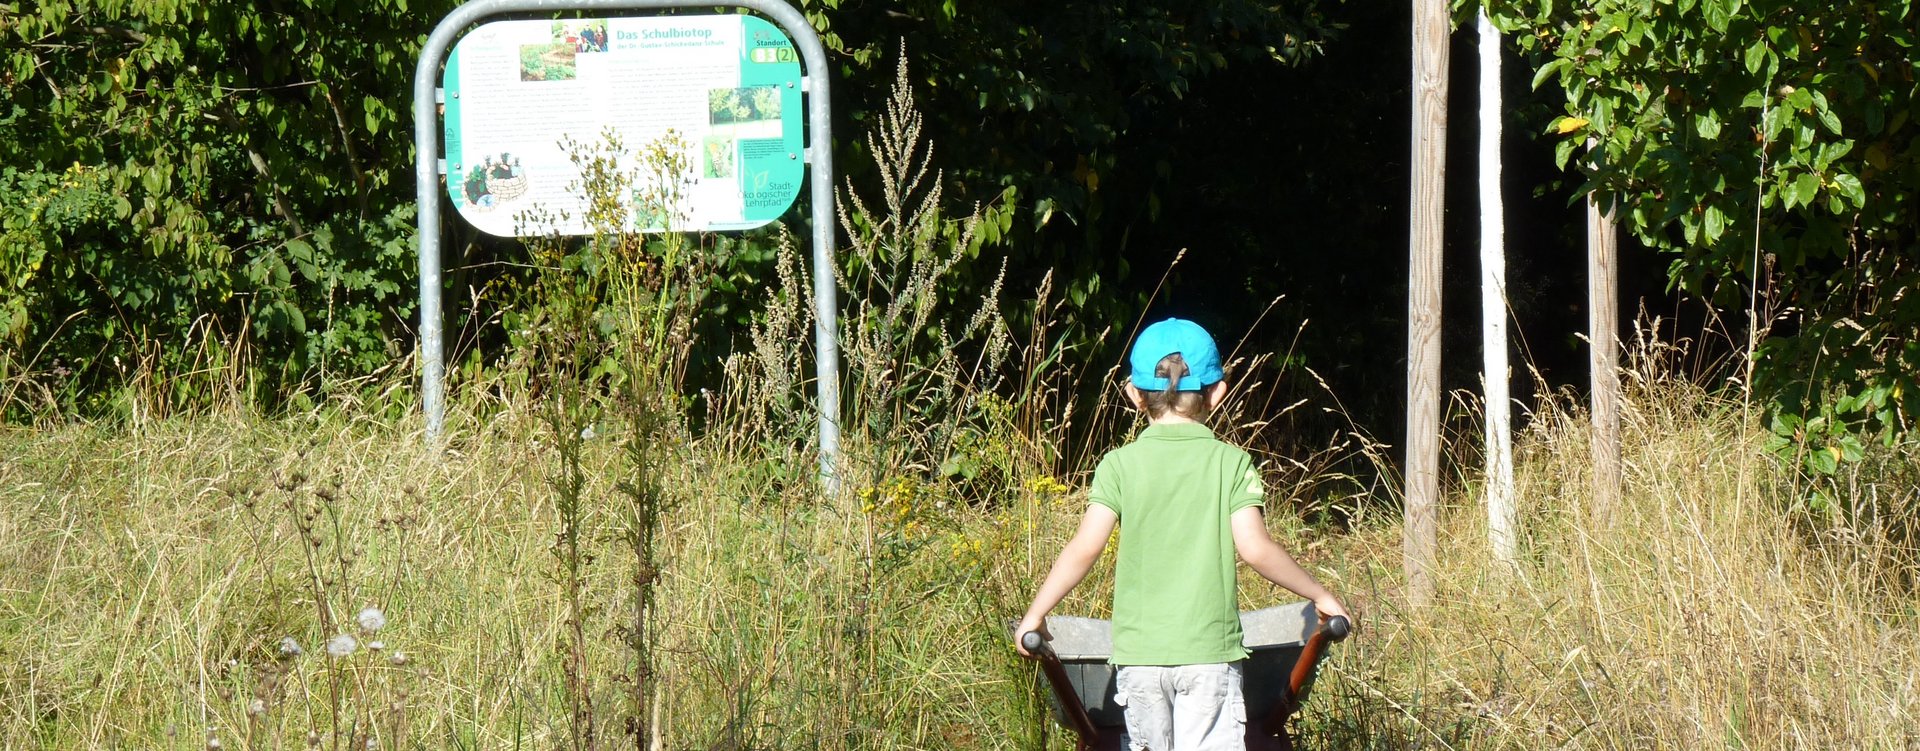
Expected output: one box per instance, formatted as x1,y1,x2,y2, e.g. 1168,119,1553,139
1251,616,1351,751
1022,632,1107,751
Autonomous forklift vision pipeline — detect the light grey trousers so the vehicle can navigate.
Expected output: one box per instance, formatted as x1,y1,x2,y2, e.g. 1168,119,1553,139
1114,661,1246,751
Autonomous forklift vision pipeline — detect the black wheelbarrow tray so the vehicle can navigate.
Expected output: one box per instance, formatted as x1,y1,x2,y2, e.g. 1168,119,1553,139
1019,602,1351,751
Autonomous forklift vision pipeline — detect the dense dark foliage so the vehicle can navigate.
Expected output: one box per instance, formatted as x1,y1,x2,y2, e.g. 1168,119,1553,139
2,0,455,409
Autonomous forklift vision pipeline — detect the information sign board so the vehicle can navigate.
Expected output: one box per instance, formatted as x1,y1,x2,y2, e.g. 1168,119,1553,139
442,15,804,235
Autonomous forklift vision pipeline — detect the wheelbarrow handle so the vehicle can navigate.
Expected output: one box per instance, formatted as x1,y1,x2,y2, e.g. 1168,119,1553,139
1021,631,1055,658
1287,615,1350,692
1322,615,1352,642
1264,614,1351,736
1020,631,1101,750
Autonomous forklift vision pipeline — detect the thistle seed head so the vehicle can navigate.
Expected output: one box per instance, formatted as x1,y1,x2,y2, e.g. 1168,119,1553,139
326,634,358,658
356,607,387,633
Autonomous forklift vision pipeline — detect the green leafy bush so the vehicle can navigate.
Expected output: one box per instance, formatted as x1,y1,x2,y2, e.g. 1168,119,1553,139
1484,0,1919,487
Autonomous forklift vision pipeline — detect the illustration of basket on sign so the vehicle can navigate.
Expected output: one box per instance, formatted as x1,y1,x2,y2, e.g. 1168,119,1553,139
487,174,529,201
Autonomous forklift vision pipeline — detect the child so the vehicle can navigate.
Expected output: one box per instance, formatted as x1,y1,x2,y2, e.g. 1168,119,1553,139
1013,318,1350,751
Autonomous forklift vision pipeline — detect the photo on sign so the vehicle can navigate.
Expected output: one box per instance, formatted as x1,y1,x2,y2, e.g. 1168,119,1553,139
707,86,781,125
703,135,735,179
634,203,671,232
460,153,529,211
519,20,605,81
518,43,576,81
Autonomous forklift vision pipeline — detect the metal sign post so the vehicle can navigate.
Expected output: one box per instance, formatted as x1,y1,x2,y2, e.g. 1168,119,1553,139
412,0,841,490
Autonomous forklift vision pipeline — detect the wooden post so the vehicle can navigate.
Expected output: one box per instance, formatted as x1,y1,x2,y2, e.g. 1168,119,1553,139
1587,191,1621,521
1478,10,1516,564
1405,0,1450,605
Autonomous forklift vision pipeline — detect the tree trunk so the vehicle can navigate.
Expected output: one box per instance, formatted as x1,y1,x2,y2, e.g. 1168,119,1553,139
1587,190,1621,523
1405,0,1450,606
1478,10,1517,565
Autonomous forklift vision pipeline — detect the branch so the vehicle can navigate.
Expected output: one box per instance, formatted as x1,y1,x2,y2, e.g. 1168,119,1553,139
321,86,370,219
246,147,307,238
203,104,308,237
80,25,148,43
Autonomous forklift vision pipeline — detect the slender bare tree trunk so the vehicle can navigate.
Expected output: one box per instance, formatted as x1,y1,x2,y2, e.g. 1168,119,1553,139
1588,188,1621,522
1478,10,1517,565
1405,0,1450,606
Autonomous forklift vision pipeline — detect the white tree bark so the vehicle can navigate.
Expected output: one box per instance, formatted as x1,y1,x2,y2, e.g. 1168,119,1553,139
1478,10,1517,565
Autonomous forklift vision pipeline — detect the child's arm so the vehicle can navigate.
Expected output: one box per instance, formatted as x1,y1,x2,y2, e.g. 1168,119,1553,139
1230,507,1350,621
1013,505,1119,657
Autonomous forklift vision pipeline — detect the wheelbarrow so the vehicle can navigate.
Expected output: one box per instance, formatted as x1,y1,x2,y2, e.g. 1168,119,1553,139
1019,602,1351,751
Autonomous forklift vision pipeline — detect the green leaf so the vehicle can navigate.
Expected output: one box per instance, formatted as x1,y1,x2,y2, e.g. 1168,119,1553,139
286,239,321,282
1703,0,1731,33
1794,172,1820,207
1695,110,1722,139
1831,173,1865,206
1805,445,1837,475
1839,436,1865,463
1033,197,1054,230
1703,204,1727,242
1815,140,1854,170
285,302,307,334
1743,40,1767,75
1762,106,1788,142
1769,411,1804,436
1531,58,1571,91
1815,105,1843,135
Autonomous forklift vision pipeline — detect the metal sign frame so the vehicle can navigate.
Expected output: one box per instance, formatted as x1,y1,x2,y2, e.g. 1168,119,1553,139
414,0,841,488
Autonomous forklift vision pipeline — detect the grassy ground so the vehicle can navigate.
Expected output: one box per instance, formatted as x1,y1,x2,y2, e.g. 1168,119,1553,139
3,369,1915,750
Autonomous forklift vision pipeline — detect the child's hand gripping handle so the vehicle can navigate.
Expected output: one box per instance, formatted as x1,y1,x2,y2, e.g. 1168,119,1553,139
1019,631,1101,749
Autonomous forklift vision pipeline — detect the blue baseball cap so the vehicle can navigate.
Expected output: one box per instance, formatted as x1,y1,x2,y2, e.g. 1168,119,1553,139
1129,318,1224,391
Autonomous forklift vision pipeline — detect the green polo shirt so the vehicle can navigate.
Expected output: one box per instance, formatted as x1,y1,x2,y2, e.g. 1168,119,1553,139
1089,422,1266,665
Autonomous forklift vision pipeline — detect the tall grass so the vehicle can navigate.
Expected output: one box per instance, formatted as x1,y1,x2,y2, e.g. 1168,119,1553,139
6,342,1916,749
1302,364,1920,749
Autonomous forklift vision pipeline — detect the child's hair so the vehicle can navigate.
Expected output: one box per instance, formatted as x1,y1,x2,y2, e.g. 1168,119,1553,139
1141,353,1210,419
